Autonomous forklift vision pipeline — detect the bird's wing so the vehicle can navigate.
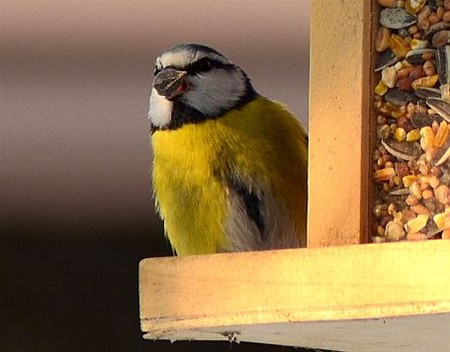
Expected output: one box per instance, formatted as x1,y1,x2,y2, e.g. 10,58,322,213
223,172,267,251
222,171,302,252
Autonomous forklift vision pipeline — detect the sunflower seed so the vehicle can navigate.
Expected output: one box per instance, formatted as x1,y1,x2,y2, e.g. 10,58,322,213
426,97,450,122
381,139,422,161
380,8,417,29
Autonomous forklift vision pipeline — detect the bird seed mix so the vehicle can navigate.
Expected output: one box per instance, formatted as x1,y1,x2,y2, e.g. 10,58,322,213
372,0,450,242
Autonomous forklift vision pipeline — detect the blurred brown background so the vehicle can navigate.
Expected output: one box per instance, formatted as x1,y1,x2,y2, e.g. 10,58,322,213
1,1,310,351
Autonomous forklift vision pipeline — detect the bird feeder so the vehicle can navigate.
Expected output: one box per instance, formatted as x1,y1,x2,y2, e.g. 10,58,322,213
139,1,450,351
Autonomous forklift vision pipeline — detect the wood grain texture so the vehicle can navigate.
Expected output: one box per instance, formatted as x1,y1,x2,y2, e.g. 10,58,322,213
139,241,450,351
308,0,373,246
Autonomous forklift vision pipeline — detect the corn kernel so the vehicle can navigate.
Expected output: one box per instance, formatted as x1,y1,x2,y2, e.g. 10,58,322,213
402,175,417,187
375,80,388,96
410,38,428,49
404,214,429,234
429,175,440,189
420,126,435,151
434,121,449,148
411,75,439,89
433,212,448,230
405,0,426,15
394,61,404,71
374,167,396,182
393,127,406,141
410,181,422,199
389,34,410,58
406,128,421,142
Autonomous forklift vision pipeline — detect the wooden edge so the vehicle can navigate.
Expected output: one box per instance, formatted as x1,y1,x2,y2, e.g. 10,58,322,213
141,313,450,351
308,0,372,246
139,241,450,343
367,0,381,242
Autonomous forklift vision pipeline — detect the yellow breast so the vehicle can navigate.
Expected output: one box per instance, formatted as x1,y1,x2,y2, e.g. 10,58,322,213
151,96,307,256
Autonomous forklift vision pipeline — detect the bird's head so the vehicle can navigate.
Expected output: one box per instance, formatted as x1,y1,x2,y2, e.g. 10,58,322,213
148,43,257,130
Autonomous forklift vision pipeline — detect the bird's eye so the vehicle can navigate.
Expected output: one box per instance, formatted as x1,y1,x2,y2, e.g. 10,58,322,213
193,58,214,73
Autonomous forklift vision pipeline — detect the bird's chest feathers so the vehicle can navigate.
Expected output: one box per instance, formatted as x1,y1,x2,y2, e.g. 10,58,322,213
151,120,236,227
151,121,232,254
152,122,225,183
151,104,273,196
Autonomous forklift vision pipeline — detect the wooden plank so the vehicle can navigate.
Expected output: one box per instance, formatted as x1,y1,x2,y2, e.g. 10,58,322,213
139,241,450,351
142,314,449,352
308,0,373,246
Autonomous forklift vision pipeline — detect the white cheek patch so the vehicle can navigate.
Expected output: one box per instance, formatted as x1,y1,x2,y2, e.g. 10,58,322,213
148,88,173,128
183,69,247,116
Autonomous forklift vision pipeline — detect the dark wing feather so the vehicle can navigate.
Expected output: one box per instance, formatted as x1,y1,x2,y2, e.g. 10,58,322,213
226,175,266,239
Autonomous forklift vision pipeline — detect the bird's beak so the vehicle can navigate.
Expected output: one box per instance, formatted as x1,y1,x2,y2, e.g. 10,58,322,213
153,68,188,100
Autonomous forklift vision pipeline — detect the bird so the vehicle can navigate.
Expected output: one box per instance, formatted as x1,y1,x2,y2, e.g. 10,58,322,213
148,43,308,256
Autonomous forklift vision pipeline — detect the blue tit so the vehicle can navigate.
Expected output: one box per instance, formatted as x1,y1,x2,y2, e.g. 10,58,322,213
148,43,307,256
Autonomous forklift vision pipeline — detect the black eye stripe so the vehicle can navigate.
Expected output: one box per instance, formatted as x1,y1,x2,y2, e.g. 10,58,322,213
187,58,232,74
192,58,213,72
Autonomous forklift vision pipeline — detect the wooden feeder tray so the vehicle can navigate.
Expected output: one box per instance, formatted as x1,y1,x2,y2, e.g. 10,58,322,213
139,1,450,351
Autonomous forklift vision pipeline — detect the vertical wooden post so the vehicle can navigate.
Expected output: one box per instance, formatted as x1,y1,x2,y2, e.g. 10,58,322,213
139,3,450,349
308,0,373,247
